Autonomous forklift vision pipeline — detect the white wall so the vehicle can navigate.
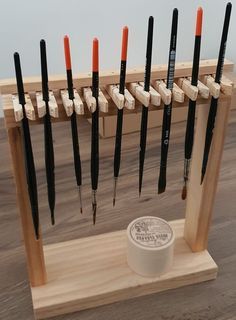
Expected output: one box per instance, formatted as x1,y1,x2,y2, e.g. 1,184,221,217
0,0,235,116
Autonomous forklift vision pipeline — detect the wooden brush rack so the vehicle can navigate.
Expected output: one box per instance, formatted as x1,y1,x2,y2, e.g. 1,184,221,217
1,59,235,319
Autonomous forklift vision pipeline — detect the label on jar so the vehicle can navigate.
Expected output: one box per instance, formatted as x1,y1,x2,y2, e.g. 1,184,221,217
129,217,173,248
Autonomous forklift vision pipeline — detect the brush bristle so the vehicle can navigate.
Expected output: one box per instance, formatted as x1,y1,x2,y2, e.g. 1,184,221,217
181,185,187,200
51,213,55,225
158,167,166,194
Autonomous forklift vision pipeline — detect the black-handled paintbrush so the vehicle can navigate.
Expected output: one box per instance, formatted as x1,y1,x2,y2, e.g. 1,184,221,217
64,35,83,213
201,2,232,184
91,38,99,224
158,8,178,194
40,39,56,225
14,52,39,239
182,7,203,200
139,16,154,196
113,26,129,206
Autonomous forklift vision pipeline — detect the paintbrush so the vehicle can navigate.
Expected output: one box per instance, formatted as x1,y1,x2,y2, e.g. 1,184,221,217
14,52,39,239
182,7,203,200
113,26,129,206
139,16,154,196
158,8,178,194
91,38,99,224
64,35,83,213
40,39,56,225
201,2,232,184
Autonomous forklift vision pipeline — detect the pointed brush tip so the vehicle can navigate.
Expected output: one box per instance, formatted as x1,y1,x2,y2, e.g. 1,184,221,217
93,213,96,225
80,208,83,214
200,173,204,185
158,178,166,194
51,216,55,226
113,198,116,207
181,185,187,200
158,184,166,194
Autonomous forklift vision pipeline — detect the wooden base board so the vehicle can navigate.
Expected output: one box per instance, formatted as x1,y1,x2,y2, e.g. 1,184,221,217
31,219,218,319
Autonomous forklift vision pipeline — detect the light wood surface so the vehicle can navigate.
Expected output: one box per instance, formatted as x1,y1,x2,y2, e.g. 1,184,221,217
128,82,150,107
0,108,236,319
0,59,233,95
153,80,172,105
32,219,217,319
7,127,47,286
204,75,221,99
184,98,232,251
178,78,198,101
197,80,210,99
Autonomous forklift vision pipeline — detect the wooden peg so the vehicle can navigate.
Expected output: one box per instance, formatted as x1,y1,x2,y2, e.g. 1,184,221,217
24,94,36,120
129,82,150,107
153,80,171,105
124,88,135,109
12,94,23,122
173,83,185,103
178,78,198,101
139,82,161,106
83,87,96,113
73,89,84,115
220,75,233,96
197,80,210,99
187,78,209,99
36,92,46,118
98,89,108,113
106,84,124,109
48,91,59,117
204,75,220,99
61,90,73,117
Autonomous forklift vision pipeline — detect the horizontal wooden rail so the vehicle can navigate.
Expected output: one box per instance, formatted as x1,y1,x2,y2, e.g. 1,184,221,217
2,59,235,129
2,89,232,129
0,59,233,94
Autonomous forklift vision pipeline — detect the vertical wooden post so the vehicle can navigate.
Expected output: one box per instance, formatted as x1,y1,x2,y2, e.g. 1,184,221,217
7,126,47,287
184,97,231,252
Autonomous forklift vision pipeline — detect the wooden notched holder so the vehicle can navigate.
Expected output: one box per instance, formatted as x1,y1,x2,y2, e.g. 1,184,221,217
1,59,235,319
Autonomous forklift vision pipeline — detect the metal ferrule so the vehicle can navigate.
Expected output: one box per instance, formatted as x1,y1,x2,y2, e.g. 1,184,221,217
184,159,191,181
113,177,118,200
92,189,97,205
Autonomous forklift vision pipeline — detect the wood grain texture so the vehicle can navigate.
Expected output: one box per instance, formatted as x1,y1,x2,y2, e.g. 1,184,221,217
32,219,217,319
0,59,233,95
184,99,231,251
7,127,47,286
0,108,236,319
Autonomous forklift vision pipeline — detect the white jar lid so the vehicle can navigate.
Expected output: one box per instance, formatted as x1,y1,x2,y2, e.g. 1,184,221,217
126,216,175,277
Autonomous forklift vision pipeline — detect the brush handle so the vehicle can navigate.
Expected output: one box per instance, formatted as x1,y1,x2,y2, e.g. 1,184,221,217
143,16,153,92
201,97,218,180
44,106,55,214
184,8,203,161
215,2,232,84
14,52,39,239
91,38,99,191
71,112,82,186
40,40,49,102
158,9,178,192
64,36,74,100
64,35,82,187
40,39,56,217
113,27,128,180
139,16,154,193
114,108,123,178
139,106,149,193
201,3,232,182
114,58,127,178
91,104,99,190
